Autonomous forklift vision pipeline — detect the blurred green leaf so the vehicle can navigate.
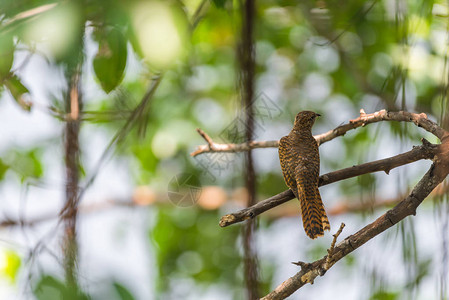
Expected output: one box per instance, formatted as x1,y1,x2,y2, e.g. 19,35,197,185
34,276,64,300
0,158,9,181
151,208,242,293
405,258,431,289
343,253,356,267
3,75,31,111
7,148,44,181
93,27,127,93
1,250,21,284
113,283,135,300
0,33,14,79
370,290,399,300
211,0,227,8
34,276,90,300
306,241,328,261
257,171,286,196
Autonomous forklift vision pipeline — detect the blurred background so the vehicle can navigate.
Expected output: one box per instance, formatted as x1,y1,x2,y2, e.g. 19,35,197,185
0,0,448,299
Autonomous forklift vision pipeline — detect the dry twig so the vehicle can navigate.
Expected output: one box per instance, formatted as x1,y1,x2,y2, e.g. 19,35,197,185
191,109,449,156
324,223,345,270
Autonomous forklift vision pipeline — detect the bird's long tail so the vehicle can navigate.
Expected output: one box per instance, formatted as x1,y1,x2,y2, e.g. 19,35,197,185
299,187,330,239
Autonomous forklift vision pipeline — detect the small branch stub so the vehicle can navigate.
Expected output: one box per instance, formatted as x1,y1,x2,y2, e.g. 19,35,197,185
325,223,345,270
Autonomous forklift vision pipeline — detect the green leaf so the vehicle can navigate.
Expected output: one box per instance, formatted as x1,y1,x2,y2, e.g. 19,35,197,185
370,290,399,300
93,27,127,93
34,276,65,300
1,250,21,284
7,148,44,181
151,208,244,293
211,0,227,8
0,33,14,79
0,158,8,181
34,276,90,300
113,283,135,300
4,75,31,111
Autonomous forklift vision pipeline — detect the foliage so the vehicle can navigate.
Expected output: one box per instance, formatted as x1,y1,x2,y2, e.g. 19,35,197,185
1,249,21,284
151,207,243,295
0,0,448,299
34,276,90,300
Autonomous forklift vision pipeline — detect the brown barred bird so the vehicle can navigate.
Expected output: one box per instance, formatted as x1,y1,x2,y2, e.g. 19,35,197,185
279,111,330,239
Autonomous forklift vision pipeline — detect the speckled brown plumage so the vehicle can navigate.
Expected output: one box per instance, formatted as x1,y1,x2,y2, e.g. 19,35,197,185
279,111,330,239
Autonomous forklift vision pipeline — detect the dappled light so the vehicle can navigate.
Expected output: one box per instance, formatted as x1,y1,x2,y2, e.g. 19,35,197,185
131,1,188,69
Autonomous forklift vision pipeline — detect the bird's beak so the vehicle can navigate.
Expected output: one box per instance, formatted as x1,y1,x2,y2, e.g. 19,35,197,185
316,113,321,117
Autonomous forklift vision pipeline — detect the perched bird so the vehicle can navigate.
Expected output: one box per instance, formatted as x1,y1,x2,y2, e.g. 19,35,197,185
279,111,330,239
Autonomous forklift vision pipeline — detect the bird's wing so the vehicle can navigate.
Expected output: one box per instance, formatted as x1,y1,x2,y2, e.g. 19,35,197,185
295,158,329,239
279,136,298,198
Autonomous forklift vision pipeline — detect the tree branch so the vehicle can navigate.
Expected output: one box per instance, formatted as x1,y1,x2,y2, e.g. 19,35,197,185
61,60,83,289
219,139,438,227
190,136,278,157
191,109,449,156
261,158,449,299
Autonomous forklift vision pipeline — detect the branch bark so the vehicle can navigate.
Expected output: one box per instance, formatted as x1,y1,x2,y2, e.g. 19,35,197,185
61,65,83,289
219,140,438,227
239,0,260,297
191,109,449,156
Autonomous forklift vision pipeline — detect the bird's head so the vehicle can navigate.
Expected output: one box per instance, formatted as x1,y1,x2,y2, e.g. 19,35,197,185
293,111,320,131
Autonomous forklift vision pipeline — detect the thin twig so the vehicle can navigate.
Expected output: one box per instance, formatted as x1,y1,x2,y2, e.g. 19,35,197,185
1,3,58,32
191,137,278,157
312,0,379,47
196,128,216,150
80,75,162,195
324,223,345,270
191,109,449,156
190,0,209,30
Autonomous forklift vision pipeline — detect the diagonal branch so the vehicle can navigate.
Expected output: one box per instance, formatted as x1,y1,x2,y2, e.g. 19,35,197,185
191,109,449,157
261,156,449,299
317,109,448,144
219,139,438,227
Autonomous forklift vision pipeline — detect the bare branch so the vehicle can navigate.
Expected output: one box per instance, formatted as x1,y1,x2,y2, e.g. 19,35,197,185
0,200,142,228
261,182,449,218
261,158,449,299
1,3,58,31
191,136,278,157
219,140,438,227
316,109,449,145
61,61,83,289
191,109,448,156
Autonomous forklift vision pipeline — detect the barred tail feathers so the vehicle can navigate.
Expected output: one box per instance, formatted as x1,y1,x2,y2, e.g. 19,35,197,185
298,187,330,239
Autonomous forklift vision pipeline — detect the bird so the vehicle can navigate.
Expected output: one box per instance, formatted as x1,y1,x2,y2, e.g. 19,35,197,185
278,111,330,239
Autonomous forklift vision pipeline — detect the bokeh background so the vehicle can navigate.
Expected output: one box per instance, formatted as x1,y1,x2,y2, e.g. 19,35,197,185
0,0,448,299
